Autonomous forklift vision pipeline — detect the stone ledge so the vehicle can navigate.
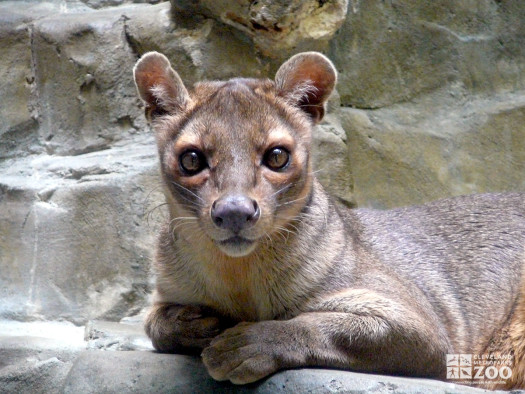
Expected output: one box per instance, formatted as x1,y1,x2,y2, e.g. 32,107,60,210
63,352,507,394
0,320,518,393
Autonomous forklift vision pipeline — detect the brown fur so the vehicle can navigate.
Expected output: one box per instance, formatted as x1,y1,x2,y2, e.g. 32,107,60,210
479,268,525,389
134,51,525,388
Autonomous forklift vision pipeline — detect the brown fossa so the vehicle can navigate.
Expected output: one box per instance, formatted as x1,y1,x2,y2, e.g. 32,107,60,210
133,51,525,389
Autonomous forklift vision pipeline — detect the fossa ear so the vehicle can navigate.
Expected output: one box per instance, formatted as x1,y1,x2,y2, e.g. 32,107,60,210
133,52,190,121
275,52,337,124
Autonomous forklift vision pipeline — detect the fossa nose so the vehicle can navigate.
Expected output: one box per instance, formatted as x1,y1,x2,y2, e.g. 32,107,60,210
211,194,260,234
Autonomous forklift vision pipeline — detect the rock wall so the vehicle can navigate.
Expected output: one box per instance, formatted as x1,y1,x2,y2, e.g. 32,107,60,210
0,0,524,324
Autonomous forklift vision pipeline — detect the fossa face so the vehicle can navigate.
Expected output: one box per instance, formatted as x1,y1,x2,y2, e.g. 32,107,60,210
157,79,313,257
134,51,336,257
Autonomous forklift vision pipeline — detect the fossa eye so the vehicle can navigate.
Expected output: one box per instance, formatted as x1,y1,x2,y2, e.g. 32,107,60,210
179,150,207,175
263,147,290,171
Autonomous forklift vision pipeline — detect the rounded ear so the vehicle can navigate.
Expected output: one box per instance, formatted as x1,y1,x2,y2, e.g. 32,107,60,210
275,52,337,124
133,52,190,121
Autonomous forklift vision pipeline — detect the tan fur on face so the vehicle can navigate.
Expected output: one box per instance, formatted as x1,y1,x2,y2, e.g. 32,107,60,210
154,77,315,254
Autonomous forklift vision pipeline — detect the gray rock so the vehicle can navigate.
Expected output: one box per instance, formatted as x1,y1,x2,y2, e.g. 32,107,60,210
330,0,525,108
1,357,71,394
341,88,525,208
313,113,355,207
24,0,266,157
32,5,145,156
124,2,265,84
79,0,164,10
0,320,517,393
0,136,163,323
170,0,348,58
85,319,153,351
0,320,85,394
62,351,506,394
0,4,40,159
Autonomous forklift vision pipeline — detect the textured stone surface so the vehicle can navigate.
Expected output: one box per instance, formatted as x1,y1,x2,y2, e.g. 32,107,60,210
80,0,162,9
0,136,162,323
0,320,85,394
0,4,40,159
170,0,348,58
341,89,525,208
313,113,355,206
32,6,145,155
124,2,264,84
85,319,153,351
1,319,520,394
64,351,505,394
331,0,525,109
0,321,518,393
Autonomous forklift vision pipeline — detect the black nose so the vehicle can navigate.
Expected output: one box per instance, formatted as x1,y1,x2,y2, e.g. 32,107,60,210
211,195,260,233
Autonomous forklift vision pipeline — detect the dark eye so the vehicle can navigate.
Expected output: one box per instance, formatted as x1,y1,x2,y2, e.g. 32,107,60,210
179,150,207,175
263,147,290,171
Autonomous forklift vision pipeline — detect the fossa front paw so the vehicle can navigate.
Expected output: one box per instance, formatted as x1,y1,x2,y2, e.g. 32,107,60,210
145,304,228,353
201,321,284,384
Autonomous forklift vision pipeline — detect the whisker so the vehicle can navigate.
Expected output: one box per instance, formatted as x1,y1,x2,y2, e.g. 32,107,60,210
309,168,325,176
299,103,322,109
259,231,272,249
139,182,167,225
174,202,206,213
169,218,201,242
170,181,205,203
265,232,273,244
275,212,317,237
276,195,308,208
271,184,293,198
144,182,165,200
285,221,300,234
172,193,203,210
145,202,169,226
168,216,198,228
296,212,318,220
278,227,295,242
273,227,288,243
295,206,328,231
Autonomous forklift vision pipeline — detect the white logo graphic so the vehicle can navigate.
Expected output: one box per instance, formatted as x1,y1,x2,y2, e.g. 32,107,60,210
446,353,513,386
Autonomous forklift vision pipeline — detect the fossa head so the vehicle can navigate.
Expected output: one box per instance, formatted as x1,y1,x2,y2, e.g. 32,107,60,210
134,52,336,258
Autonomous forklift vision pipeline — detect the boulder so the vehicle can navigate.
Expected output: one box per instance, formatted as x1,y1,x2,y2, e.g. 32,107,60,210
0,320,85,394
32,5,145,156
170,0,348,58
0,3,43,159
341,88,525,208
330,0,525,108
0,137,163,323
63,351,508,394
124,2,264,84
79,0,161,9
0,319,516,393
313,112,355,207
